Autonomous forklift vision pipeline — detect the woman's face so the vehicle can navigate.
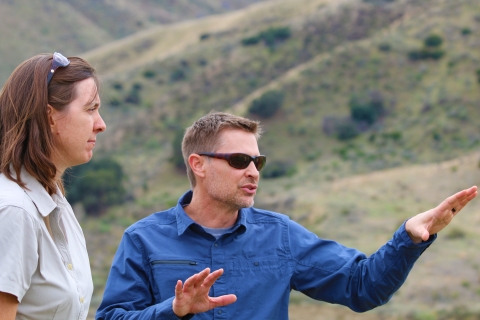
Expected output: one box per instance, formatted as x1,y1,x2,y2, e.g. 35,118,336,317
49,77,106,173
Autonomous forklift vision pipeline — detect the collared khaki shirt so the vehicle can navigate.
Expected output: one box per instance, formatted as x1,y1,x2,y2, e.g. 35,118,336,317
0,169,93,320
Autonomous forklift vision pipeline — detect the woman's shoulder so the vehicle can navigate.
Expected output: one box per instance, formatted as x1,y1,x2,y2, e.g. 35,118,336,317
0,173,40,218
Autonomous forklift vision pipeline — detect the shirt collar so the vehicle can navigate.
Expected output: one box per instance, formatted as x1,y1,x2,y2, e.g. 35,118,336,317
15,168,57,217
175,190,248,236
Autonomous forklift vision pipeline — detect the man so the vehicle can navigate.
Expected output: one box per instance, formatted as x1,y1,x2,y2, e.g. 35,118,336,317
96,112,477,319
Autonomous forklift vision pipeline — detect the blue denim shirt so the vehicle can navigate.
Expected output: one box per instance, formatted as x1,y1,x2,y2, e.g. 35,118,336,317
96,191,435,320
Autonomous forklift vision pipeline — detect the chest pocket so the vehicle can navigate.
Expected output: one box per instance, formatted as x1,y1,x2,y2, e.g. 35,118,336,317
150,259,208,301
227,257,291,318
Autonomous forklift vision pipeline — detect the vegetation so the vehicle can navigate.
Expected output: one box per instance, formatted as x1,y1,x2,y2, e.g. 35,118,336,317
65,158,127,216
248,90,284,118
262,161,297,179
241,26,291,48
6,0,480,318
408,34,445,61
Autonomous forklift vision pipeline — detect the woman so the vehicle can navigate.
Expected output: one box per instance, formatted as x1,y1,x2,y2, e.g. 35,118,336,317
0,52,106,319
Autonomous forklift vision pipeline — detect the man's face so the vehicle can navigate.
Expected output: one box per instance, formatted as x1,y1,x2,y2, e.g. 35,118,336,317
202,129,261,211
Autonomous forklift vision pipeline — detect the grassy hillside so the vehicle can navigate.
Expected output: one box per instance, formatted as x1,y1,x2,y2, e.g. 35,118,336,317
73,0,480,318
90,0,480,195
0,0,271,85
3,0,480,318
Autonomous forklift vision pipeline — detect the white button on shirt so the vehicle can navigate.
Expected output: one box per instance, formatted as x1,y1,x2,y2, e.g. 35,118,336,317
0,169,93,320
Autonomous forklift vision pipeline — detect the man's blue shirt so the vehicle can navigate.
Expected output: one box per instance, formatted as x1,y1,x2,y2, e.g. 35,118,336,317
96,191,435,320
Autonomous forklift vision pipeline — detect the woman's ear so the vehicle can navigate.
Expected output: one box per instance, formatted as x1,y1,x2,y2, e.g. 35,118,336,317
47,104,55,127
188,154,206,179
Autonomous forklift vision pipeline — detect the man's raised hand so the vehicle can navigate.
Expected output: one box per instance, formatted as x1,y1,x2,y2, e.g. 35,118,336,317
405,186,477,244
172,268,237,317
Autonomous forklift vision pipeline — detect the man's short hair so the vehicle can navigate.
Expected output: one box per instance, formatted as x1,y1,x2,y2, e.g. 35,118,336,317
182,112,262,188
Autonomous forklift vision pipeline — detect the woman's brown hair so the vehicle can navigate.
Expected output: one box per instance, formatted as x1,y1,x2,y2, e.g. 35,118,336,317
0,53,98,195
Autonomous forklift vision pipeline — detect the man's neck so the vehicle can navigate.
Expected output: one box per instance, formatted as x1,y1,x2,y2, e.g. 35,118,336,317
184,191,239,229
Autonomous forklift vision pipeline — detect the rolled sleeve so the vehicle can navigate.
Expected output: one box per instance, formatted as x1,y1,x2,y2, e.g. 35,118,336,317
0,205,39,302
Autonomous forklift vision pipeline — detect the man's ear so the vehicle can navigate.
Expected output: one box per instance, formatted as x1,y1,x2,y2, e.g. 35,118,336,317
189,154,206,179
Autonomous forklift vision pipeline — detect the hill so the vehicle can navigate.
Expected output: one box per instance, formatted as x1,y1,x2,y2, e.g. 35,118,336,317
0,0,270,85
76,0,480,318
2,0,480,318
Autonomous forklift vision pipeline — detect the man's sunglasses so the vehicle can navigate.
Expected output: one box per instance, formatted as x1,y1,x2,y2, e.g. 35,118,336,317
198,153,267,171
47,52,70,85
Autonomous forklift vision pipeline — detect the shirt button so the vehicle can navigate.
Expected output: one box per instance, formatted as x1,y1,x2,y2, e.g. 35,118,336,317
254,262,259,266
217,310,223,315
80,297,84,303
214,243,218,247
67,263,73,270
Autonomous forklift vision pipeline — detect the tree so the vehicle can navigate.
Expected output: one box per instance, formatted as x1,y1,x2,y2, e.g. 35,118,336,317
424,34,443,47
170,129,186,171
349,91,384,125
65,158,126,216
248,90,284,118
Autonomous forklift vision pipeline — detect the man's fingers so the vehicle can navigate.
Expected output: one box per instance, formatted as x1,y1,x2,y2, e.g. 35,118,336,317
183,268,211,292
209,294,237,308
202,269,224,288
175,280,184,299
438,186,477,213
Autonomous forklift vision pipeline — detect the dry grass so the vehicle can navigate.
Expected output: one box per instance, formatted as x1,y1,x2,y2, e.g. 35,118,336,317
81,0,342,80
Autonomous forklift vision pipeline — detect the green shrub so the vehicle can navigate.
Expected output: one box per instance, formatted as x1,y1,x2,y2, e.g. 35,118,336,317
200,33,210,41
349,91,384,125
241,26,291,48
65,158,127,216
408,48,444,61
124,84,142,105
170,68,186,82
424,34,443,47
378,42,391,52
260,27,291,48
262,161,297,179
248,90,284,118
461,27,472,35
112,81,123,91
170,129,186,171
143,69,156,79
241,36,261,46
109,97,121,107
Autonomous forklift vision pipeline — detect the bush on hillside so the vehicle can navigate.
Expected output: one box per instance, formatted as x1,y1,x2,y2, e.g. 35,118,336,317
461,27,472,36
170,129,187,172
124,83,142,105
241,36,261,46
112,81,123,91
261,161,297,179
248,90,284,118
378,42,391,52
143,69,156,79
349,91,384,125
170,68,186,82
408,48,445,61
408,34,445,61
241,26,291,48
424,34,443,47
65,158,127,216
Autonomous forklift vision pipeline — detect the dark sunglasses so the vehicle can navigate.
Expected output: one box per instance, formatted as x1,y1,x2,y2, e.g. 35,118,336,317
47,52,70,85
198,152,267,171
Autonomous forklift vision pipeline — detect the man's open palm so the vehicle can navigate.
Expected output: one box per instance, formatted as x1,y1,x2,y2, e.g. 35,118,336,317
406,186,477,243
172,268,237,317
